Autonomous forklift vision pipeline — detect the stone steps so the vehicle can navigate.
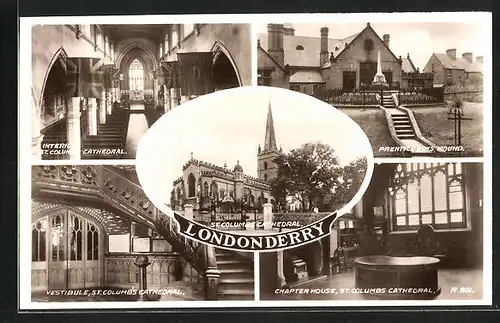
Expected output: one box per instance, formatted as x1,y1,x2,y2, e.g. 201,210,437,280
215,248,254,300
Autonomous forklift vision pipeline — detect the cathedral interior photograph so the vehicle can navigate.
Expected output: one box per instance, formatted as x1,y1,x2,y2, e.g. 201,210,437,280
30,165,255,301
257,22,485,157
31,23,251,160
260,162,484,301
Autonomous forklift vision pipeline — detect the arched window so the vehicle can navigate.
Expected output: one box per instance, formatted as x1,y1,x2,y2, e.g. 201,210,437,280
129,59,144,91
296,45,304,50
176,187,182,200
188,173,196,197
210,182,218,198
203,182,209,197
264,173,268,181
264,162,268,170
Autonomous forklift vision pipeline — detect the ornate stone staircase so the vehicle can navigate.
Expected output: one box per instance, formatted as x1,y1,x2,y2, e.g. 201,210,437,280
215,248,254,300
32,165,254,300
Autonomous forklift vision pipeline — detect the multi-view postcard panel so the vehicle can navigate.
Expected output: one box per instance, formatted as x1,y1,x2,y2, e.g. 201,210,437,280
31,23,252,160
21,13,490,309
260,162,484,301
257,22,485,158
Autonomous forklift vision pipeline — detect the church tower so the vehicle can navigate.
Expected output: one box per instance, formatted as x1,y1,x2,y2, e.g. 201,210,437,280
257,100,281,181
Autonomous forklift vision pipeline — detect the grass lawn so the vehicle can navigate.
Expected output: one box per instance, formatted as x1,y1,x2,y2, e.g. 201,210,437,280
411,102,483,156
338,107,398,157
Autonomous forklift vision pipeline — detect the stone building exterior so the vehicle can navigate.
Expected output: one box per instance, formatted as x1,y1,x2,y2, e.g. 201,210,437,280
257,23,404,94
422,49,483,86
171,102,280,211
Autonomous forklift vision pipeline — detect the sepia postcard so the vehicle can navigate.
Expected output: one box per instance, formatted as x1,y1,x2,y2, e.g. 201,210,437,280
19,12,491,310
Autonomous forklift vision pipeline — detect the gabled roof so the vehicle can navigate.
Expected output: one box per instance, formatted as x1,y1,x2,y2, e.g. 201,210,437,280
290,70,325,83
257,45,286,71
333,24,400,63
401,55,417,73
434,53,483,73
257,33,358,67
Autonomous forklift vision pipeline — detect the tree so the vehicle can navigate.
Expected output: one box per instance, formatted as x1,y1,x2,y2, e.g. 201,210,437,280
270,142,342,211
328,157,368,209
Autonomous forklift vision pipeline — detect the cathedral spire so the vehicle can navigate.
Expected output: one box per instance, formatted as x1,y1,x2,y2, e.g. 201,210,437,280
263,99,278,152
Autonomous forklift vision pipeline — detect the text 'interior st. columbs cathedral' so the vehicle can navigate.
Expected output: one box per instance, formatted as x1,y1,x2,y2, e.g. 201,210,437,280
32,24,251,161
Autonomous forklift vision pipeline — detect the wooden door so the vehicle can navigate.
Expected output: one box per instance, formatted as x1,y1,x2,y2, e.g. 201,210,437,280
48,210,68,289
45,210,103,290
359,62,377,87
342,71,357,92
31,217,49,292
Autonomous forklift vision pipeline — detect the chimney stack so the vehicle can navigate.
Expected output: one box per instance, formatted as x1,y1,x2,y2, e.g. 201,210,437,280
320,27,329,66
446,49,457,60
476,56,484,64
383,34,390,48
267,24,285,67
461,52,473,63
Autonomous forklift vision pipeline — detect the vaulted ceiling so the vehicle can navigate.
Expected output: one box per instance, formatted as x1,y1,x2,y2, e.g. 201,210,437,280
102,24,170,44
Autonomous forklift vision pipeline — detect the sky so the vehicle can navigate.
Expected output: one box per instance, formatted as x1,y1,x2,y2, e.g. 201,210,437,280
256,22,489,70
136,86,373,205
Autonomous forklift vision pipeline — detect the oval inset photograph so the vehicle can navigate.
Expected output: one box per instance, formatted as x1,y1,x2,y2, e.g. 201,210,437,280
136,86,374,252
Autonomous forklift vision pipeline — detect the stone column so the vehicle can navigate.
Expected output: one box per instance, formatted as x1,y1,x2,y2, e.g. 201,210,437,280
164,86,170,113
354,198,363,219
205,268,221,300
184,204,194,220
263,203,273,230
87,98,98,135
32,96,44,159
99,91,106,124
153,78,159,107
116,87,121,103
169,88,178,110
276,250,287,288
106,90,113,115
67,97,82,160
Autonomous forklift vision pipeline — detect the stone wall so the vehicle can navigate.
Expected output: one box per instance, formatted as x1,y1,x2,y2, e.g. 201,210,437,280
257,48,289,89
105,254,195,289
323,27,401,89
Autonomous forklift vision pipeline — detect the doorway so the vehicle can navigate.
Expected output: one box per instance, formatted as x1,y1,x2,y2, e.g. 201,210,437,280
32,209,103,291
342,71,357,92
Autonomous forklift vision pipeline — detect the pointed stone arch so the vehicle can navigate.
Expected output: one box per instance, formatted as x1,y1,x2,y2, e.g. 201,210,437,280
39,46,68,109
211,40,242,88
115,42,159,71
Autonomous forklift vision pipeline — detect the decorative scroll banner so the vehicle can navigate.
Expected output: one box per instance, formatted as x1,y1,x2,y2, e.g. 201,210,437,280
161,61,180,89
66,57,105,98
172,211,337,251
177,52,214,96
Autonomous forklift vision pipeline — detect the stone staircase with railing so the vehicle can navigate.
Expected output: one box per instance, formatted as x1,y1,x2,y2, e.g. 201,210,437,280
31,165,253,300
40,107,130,160
215,248,254,300
390,110,416,140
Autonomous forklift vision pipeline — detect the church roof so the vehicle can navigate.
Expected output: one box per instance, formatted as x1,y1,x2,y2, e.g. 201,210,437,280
433,53,483,73
263,100,278,152
290,70,325,83
257,33,358,67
